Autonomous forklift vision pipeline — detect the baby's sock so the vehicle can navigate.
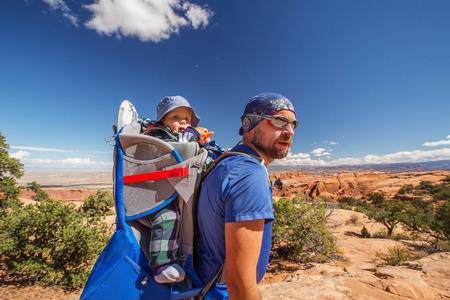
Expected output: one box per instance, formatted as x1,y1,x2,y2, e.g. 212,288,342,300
153,263,185,284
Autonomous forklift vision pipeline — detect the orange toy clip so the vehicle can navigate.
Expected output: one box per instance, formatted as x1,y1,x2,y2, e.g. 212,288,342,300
200,131,214,142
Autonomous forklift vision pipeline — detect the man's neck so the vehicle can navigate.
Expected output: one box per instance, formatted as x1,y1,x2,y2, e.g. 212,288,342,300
241,139,273,167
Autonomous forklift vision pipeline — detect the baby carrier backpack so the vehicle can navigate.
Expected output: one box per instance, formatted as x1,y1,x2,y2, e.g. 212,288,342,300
80,101,219,300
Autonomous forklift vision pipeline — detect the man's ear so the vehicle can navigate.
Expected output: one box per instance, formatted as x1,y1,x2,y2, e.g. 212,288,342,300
243,129,254,141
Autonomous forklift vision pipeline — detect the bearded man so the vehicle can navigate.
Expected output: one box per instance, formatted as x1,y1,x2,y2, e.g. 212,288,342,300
196,93,297,300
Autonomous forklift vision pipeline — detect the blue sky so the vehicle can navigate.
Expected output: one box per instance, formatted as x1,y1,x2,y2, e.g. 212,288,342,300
1,0,449,170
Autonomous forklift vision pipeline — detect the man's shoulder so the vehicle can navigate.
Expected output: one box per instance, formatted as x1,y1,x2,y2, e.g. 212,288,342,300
203,151,266,188
216,151,264,174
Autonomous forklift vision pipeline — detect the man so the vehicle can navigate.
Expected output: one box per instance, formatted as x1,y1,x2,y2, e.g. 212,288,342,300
196,93,297,299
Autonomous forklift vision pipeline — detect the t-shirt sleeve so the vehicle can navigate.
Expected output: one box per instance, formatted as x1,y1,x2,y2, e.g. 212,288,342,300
177,126,200,142
223,159,274,223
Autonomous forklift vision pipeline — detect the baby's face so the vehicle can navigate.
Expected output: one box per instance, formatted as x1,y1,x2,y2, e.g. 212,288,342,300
163,106,192,133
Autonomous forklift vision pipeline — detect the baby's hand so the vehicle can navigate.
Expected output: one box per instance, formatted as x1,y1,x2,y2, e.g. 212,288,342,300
196,127,213,146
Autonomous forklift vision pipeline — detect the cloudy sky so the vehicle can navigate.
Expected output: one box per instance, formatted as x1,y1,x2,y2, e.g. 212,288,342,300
1,0,449,170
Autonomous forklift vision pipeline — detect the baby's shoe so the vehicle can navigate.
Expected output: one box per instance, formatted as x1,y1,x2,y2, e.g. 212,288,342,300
154,264,185,284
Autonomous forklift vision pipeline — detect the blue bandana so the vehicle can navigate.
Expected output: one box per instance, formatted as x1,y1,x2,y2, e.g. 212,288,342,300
239,93,295,135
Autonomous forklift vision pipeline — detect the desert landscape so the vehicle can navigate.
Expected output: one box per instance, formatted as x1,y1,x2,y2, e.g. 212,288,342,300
2,169,449,299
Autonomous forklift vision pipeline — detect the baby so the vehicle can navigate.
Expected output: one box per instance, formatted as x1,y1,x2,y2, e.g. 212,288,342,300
139,96,212,284
144,95,211,145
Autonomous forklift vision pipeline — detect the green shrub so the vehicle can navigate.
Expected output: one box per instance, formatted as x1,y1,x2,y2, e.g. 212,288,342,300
417,181,434,192
398,184,414,195
339,203,351,210
361,226,371,238
0,198,111,288
272,198,335,262
391,232,414,241
376,244,412,266
433,190,450,201
339,196,356,206
372,229,388,239
81,190,115,216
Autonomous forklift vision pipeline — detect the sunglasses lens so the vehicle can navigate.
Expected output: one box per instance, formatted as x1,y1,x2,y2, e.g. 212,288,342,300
271,116,297,130
271,117,288,128
291,120,298,129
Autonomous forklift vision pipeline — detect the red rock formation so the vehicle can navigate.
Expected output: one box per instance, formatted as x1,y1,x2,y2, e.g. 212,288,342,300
20,189,98,202
270,170,450,201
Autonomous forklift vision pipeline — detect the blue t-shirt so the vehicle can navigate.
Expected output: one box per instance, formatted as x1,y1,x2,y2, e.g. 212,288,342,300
196,144,274,286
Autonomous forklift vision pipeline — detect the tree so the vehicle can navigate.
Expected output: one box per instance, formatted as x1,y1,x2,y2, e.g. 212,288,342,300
359,193,408,236
272,197,335,261
28,181,51,202
0,131,24,212
431,201,450,241
81,190,115,216
399,197,433,234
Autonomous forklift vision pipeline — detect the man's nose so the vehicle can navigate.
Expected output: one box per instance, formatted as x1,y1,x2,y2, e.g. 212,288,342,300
282,124,295,136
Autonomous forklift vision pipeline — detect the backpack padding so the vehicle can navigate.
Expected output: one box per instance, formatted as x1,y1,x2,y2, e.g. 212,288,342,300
119,133,179,161
117,133,182,220
168,141,200,162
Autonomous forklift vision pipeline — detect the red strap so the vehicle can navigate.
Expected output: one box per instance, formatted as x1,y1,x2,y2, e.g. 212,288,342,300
123,167,189,184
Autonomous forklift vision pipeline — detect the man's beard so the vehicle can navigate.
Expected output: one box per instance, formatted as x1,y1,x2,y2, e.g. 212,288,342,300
251,128,292,159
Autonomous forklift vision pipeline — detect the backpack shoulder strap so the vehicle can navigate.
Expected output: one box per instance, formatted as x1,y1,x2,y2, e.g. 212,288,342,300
197,263,225,300
201,150,263,182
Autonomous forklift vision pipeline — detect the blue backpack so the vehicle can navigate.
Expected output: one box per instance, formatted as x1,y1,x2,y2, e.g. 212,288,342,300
80,101,222,300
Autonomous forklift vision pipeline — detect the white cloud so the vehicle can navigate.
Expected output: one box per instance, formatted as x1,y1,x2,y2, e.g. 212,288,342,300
11,146,74,152
422,135,450,147
286,152,310,159
10,150,30,160
84,0,213,42
20,157,112,170
274,147,450,167
310,148,327,157
183,2,213,29
275,157,329,167
329,148,450,166
42,0,78,26
323,141,339,145
10,145,112,169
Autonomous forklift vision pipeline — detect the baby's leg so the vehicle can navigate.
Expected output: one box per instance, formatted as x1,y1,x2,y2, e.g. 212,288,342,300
149,201,185,283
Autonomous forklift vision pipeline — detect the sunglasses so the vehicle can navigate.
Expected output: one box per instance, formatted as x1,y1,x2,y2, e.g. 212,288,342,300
246,114,298,130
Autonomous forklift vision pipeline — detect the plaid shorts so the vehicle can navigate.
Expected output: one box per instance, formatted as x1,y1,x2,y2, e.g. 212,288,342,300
147,201,181,268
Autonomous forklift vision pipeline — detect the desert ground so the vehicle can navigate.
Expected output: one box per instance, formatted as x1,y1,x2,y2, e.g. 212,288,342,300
2,170,449,299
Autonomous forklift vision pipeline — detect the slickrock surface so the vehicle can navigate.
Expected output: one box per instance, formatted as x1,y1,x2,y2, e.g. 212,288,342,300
260,209,450,299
